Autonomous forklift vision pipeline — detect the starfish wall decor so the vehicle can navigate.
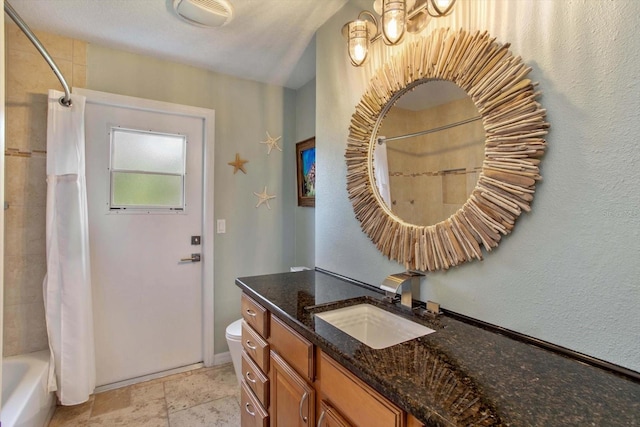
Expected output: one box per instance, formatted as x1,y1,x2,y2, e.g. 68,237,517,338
228,153,249,174
259,131,282,155
253,186,276,209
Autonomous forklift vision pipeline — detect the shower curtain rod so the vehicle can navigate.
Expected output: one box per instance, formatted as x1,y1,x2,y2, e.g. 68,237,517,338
4,0,72,107
377,116,482,145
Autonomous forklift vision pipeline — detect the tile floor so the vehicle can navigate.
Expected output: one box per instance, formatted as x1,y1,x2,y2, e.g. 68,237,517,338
48,363,240,426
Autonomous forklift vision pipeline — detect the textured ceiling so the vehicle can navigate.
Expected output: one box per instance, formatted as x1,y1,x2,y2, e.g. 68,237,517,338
5,0,350,89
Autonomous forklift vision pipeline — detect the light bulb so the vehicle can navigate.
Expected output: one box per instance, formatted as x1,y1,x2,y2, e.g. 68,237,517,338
384,11,402,41
345,20,370,66
352,42,366,63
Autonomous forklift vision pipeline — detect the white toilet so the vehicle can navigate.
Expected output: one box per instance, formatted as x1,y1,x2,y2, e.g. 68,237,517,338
225,318,244,385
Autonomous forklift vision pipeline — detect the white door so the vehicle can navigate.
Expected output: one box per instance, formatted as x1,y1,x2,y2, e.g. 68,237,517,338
79,89,215,387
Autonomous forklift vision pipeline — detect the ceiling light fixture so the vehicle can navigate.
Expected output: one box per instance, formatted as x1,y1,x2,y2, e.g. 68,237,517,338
173,0,234,28
342,0,456,66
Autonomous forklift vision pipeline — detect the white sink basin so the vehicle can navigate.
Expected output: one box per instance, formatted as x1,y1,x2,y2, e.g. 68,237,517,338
314,303,435,349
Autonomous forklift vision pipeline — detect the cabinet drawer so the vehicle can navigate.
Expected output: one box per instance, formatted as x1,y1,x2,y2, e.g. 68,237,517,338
320,352,404,427
241,380,268,427
269,315,314,381
241,293,269,338
242,321,269,373
241,350,269,407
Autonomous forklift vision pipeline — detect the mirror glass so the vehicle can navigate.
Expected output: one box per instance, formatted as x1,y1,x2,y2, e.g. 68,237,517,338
373,81,485,226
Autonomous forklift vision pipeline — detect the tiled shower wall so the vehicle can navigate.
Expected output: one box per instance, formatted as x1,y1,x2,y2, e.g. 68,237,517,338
4,24,86,356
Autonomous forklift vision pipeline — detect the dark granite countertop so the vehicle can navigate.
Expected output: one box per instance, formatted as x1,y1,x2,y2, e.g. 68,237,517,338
235,269,640,426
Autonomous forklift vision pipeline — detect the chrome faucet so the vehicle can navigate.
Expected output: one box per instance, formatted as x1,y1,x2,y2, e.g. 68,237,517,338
380,271,423,310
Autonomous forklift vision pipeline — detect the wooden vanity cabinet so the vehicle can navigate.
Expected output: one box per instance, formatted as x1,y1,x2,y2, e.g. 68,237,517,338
239,291,424,427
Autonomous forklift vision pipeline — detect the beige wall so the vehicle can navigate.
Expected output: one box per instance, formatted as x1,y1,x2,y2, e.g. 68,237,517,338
3,23,87,356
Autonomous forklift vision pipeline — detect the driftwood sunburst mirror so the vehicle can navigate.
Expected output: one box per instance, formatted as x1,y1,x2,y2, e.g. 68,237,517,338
345,28,549,271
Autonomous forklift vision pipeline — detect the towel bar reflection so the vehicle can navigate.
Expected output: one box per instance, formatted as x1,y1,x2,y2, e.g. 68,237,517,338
377,115,482,144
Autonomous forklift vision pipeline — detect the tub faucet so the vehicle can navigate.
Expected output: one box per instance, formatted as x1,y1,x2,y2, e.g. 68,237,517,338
380,271,424,310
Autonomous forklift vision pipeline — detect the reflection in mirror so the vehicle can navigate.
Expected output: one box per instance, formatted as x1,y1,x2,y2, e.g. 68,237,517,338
373,81,485,226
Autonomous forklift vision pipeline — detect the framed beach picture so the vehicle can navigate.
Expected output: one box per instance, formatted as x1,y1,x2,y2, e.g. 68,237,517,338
296,137,316,207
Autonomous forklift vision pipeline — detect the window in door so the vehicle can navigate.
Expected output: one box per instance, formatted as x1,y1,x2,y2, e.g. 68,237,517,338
109,127,187,211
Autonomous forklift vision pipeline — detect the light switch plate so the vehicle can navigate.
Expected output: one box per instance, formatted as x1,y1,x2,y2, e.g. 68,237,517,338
216,219,226,234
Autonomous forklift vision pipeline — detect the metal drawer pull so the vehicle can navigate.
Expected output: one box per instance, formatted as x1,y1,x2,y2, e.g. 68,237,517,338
245,340,257,350
245,371,256,383
245,308,257,317
299,391,308,423
317,410,326,427
245,402,256,416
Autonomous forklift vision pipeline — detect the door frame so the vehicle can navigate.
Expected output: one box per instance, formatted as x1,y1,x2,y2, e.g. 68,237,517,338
74,88,216,366
0,9,5,405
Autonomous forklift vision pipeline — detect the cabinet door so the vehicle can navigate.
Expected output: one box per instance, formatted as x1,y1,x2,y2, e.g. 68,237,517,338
320,352,404,427
270,350,315,427
318,401,352,427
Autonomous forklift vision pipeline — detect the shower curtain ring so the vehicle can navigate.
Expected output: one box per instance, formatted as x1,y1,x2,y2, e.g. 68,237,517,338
59,96,72,107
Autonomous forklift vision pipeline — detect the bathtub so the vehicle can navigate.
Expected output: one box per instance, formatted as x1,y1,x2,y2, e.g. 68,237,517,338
1,350,56,427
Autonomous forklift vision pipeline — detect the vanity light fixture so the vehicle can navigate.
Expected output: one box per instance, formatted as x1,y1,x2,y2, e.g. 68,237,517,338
342,0,456,66
341,11,379,66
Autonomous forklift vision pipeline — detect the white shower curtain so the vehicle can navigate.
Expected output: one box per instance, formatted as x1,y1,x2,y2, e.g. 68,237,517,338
43,89,96,405
373,142,392,207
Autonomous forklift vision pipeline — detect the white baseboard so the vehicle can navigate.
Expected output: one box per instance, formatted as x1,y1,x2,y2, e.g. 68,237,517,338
213,351,231,366
94,353,233,393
